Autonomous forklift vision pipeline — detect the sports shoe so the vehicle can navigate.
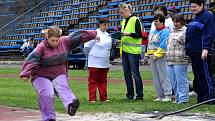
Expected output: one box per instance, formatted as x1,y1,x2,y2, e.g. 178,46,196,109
171,96,176,102
135,97,144,101
189,91,197,96
177,102,188,104
101,100,110,103
172,100,177,104
49,119,56,121
68,99,80,116
161,97,171,102
89,100,96,103
153,97,162,101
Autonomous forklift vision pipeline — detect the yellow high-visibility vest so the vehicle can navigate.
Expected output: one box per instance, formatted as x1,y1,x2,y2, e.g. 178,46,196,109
121,16,142,55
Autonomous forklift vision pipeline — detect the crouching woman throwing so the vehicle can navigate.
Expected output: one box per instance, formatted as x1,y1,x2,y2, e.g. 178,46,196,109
20,26,99,121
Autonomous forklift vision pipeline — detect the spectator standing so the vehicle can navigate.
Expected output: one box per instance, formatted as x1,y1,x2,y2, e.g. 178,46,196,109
20,39,28,53
140,28,148,61
185,0,215,103
84,18,112,103
166,14,189,104
20,26,99,121
118,3,144,100
150,5,174,34
145,14,172,102
20,37,34,56
209,0,215,86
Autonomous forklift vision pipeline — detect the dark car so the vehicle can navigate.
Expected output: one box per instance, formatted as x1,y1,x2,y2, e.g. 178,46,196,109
67,44,86,69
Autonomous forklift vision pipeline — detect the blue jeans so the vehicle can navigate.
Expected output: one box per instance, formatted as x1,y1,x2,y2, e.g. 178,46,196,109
140,45,146,60
122,51,143,99
167,64,189,103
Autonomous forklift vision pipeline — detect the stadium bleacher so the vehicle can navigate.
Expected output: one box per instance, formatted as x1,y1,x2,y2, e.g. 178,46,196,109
0,0,213,62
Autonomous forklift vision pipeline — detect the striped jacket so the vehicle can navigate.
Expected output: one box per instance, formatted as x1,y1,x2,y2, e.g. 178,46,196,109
20,30,97,80
145,27,170,58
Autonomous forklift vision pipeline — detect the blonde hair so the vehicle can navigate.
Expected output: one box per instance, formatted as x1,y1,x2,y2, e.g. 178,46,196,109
118,3,133,12
42,26,62,38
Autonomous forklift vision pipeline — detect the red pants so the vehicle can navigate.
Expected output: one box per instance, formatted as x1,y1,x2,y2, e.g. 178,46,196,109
88,67,109,101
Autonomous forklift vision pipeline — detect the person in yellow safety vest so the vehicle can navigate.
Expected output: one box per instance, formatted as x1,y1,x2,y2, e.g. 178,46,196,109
118,3,143,100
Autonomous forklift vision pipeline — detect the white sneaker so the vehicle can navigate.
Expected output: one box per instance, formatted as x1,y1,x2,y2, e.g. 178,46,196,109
101,100,110,103
89,101,96,103
161,97,171,102
153,97,162,101
172,100,177,104
189,91,197,96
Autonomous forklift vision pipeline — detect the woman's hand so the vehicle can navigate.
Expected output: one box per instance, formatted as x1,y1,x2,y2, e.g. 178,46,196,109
95,35,100,42
143,56,149,64
116,39,121,43
20,76,30,82
201,49,208,60
122,32,131,36
153,56,158,63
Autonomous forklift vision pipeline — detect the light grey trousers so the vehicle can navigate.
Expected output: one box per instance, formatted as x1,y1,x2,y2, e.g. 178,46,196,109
149,55,172,98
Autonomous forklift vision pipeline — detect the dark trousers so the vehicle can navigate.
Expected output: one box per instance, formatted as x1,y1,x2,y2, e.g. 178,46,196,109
122,51,143,99
209,53,215,99
191,55,214,103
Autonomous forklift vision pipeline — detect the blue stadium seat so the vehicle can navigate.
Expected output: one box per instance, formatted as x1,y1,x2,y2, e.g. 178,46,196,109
98,15,109,18
1,0,200,60
108,26,116,31
0,40,23,53
52,15,63,20
98,9,109,15
142,22,152,28
33,38,44,41
44,20,55,26
107,2,120,8
140,16,154,22
0,45,22,49
69,29,78,33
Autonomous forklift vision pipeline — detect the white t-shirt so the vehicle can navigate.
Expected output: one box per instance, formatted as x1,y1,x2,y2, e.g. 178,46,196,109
149,17,174,34
84,29,112,68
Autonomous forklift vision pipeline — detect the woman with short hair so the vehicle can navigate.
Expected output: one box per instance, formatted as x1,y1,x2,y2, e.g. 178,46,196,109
20,26,99,121
145,14,172,102
166,14,189,104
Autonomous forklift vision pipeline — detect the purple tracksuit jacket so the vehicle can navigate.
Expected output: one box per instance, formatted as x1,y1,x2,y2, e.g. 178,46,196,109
20,30,97,80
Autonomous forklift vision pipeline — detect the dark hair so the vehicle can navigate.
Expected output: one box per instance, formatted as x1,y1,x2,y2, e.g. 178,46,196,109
173,14,186,26
154,14,165,24
98,18,109,24
189,0,205,6
159,5,168,16
153,5,160,11
153,5,168,16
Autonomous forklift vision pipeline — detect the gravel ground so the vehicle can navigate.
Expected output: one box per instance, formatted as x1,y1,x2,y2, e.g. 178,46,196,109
16,112,215,121
53,112,214,121
1,105,214,121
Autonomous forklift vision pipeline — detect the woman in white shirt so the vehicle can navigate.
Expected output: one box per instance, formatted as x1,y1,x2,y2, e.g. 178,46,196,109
150,5,174,34
84,18,112,103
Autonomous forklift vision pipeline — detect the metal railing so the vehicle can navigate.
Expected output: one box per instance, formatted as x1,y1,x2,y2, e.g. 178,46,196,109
0,0,56,39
